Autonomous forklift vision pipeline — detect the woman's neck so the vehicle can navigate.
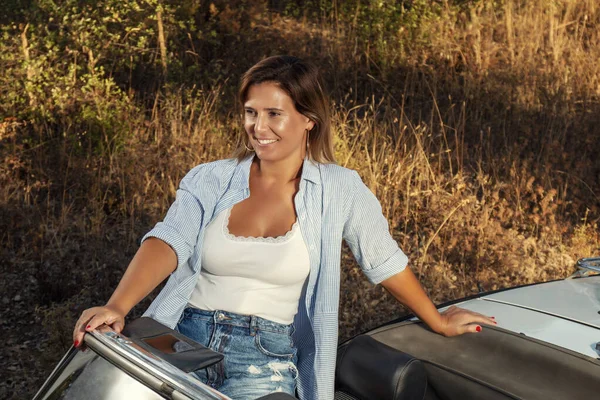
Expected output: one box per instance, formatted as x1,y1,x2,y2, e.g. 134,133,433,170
252,157,303,185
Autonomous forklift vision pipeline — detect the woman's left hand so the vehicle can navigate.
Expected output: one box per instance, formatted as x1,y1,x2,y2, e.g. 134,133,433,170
437,305,496,337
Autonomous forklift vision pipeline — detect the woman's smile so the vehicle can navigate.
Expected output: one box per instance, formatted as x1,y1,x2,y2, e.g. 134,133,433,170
254,137,280,146
244,82,313,162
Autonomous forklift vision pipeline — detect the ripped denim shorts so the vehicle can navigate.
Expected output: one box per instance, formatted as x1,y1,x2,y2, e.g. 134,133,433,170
176,307,298,399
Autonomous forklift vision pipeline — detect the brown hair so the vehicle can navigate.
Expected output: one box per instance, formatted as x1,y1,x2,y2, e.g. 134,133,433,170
233,55,335,163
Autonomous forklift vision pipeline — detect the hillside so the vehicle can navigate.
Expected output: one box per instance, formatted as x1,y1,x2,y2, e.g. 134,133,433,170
1,1,599,397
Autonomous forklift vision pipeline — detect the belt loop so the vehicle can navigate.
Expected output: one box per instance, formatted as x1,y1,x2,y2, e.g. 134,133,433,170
249,315,257,336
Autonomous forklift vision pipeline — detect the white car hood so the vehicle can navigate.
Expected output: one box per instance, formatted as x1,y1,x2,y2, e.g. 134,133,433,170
453,275,600,359
482,275,600,329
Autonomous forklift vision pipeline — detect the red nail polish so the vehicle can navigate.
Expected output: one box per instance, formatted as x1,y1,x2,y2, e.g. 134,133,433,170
476,326,482,332
74,340,79,347
86,325,91,330
491,316,496,319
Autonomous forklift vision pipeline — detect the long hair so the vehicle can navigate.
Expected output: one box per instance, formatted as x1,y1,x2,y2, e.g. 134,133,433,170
233,55,335,164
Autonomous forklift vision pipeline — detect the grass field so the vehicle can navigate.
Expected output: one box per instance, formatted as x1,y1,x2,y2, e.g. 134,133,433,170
1,0,599,397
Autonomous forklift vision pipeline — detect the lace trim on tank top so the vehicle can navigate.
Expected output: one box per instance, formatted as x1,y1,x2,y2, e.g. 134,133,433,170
222,207,299,243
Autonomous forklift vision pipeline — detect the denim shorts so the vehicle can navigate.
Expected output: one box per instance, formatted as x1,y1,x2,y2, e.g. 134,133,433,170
175,307,298,399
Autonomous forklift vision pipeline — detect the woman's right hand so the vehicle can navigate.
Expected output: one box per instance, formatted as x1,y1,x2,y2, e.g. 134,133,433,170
71,239,178,348
72,304,125,348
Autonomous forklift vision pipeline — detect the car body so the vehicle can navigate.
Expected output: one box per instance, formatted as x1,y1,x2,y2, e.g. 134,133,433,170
34,258,600,400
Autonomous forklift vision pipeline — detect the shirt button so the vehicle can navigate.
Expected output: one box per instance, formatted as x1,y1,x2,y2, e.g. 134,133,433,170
300,215,306,220
309,244,315,250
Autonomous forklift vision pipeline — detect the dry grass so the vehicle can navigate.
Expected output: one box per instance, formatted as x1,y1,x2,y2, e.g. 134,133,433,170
1,0,600,398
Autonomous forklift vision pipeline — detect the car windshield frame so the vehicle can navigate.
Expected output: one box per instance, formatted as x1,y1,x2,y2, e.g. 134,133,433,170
87,325,231,400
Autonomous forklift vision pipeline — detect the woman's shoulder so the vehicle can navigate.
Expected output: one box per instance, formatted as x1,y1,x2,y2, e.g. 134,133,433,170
319,162,357,176
317,163,367,201
318,163,363,186
180,158,239,188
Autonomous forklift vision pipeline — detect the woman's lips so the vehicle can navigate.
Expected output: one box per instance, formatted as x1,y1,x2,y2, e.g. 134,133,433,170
254,138,279,146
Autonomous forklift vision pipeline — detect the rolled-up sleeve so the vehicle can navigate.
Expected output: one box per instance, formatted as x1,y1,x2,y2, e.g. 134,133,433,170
142,166,205,269
343,171,408,284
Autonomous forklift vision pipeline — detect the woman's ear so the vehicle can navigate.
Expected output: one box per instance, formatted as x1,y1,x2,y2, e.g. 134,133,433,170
307,120,316,131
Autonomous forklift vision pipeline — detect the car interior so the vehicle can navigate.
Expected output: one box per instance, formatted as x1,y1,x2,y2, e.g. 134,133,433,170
34,316,600,400
334,321,600,400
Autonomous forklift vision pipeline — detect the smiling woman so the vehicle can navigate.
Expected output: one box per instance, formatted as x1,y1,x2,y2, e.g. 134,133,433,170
234,55,334,164
72,55,494,400
243,82,314,163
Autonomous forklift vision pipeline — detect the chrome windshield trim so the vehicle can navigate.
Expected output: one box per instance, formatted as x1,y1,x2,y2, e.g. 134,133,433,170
87,326,231,400
573,257,600,277
577,257,600,273
32,346,79,400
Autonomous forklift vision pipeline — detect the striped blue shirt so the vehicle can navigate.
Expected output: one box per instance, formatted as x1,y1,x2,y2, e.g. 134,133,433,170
142,155,408,399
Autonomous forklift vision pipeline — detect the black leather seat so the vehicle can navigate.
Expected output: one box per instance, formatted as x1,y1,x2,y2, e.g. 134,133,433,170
335,335,427,400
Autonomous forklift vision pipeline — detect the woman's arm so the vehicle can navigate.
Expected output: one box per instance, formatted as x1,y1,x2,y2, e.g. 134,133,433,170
72,238,177,346
342,171,494,336
381,267,496,336
72,164,210,347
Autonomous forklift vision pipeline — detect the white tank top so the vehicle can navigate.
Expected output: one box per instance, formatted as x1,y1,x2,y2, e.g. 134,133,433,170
188,207,311,324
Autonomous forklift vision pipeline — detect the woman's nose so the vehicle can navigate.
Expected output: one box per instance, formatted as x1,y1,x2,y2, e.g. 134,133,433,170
254,113,268,133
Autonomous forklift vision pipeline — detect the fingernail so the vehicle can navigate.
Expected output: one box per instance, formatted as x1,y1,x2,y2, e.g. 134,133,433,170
74,340,79,347
86,325,91,330
491,316,496,319
476,326,482,332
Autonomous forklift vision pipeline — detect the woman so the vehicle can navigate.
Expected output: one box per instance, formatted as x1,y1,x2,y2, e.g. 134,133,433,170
72,55,494,399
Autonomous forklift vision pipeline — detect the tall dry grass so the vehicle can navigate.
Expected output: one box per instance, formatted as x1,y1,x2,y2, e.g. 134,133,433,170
1,0,599,397
333,0,600,336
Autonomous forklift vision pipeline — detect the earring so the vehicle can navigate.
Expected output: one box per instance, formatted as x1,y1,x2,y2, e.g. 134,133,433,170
305,129,310,154
244,142,254,152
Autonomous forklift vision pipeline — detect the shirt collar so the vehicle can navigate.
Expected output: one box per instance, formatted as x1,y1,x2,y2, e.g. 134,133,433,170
231,155,321,190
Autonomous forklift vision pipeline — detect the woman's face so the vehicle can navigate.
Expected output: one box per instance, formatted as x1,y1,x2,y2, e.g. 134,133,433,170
244,82,314,164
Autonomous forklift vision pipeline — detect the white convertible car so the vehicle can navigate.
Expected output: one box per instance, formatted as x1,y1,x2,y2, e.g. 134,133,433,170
34,258,600,400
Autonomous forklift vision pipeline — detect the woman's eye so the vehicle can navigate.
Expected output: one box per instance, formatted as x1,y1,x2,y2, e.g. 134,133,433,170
245,110,256,117
269,111,280,117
